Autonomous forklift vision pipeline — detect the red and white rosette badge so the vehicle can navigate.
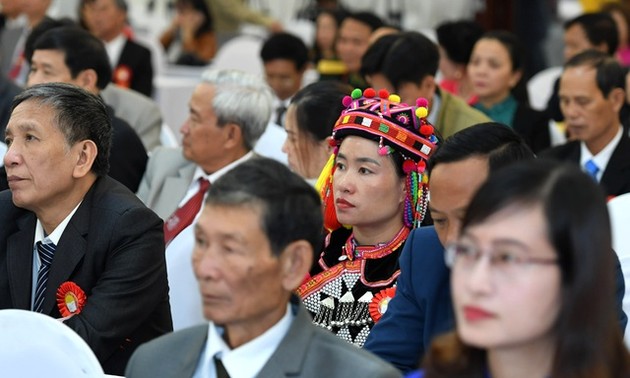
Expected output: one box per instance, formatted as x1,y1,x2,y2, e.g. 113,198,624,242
368,287,397,323
56,281,87,317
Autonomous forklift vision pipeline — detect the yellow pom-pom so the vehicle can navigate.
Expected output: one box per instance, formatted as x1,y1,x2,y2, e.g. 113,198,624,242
388,94,401,103
415,107,428,118
422,174,429,184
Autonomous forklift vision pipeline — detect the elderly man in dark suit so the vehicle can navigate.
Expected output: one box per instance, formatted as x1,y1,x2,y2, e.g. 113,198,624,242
0,83,172,376
126,157,400,378
540,49,630,198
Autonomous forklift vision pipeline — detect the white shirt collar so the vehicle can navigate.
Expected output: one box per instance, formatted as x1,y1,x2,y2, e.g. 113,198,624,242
193,303,293,378
104,33,127,69
34,201,83,246
580,126,623,181
190,151,254,193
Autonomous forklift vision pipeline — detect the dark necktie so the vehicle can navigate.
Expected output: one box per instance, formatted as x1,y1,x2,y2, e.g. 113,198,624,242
213,355,231,378
163,178,210,246
275,104,287,126
33,241,56,313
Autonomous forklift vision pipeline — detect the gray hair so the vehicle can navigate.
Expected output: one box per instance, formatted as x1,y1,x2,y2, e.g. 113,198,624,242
201,69,273,151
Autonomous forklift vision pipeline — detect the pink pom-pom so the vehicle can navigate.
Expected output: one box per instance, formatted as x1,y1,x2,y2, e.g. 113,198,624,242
403,160,416,174
378,89,389,99
416,98,429,108
378,146,390,156
417,160,427,173
342,95,352,107
364,88,376,98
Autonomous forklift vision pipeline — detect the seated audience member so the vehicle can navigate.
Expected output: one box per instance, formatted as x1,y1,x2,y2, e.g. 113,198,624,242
547,12,619,122
137,69,272,331
420,160,630,377
159,0,216,66
468,31,550,152
364,123,628,373
326,11,383,89
282,80,350,184
297,88,439,347
260,32,309,127
125,157,401,378
81,0,154,96
361,31,489,139
27,25,148,192
540,50,630,198
435,19,484,104
24,17,163,153
0,83,172,375
311,8,347,66
0,73,21,139
603,2,630,67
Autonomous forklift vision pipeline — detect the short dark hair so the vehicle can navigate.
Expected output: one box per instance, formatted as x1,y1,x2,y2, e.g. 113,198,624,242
31,26,112,90
12,83,112,176
24,17,76,65
260,32,309,71
424,159,630,377
344,11,384,32
563,49,626,96
83,0,128,12
564,12,619,55
436,20,484,65
427,122,534,175
205,158,323,257
361,31,439,91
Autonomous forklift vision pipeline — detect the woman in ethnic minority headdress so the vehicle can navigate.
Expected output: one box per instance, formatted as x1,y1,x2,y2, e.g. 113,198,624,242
297,87,439,346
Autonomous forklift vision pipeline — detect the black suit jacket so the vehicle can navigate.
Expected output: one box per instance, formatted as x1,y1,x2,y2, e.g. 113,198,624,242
539,132,630,197
0,176,173,375
108,105,148,193
513,103,551,153
113,39,153,97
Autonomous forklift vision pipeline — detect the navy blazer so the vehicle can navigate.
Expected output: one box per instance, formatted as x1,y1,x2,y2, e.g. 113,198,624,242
364,226,627,374
113,38,153,97
0,176,172,375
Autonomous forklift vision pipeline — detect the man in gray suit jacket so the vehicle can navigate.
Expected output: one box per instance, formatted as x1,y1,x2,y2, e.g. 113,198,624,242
137,69,274,330
126,157,401,378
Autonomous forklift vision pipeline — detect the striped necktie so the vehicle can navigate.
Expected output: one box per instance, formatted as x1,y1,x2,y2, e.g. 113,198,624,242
33,241,56,313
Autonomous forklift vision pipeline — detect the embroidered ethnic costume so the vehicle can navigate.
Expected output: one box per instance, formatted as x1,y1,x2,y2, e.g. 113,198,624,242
297,88,439,346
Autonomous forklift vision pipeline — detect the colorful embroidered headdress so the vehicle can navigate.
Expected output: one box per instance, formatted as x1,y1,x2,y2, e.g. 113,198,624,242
316,87,439,231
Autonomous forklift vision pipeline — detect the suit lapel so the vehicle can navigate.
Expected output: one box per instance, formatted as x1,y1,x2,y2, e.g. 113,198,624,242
257,297,314,378
155,164,196,219
601,134,630,196
6,212,36,309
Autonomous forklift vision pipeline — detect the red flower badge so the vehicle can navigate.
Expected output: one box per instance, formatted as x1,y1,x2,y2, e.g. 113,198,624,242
368,287,396,323
113,65,132,89
56,282,87,317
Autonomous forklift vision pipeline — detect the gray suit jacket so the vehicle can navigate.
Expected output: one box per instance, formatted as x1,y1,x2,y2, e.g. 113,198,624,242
136,147,196,220
101,84,162,152
125,297,402,378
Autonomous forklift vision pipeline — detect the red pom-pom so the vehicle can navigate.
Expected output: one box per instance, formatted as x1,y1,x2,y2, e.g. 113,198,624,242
327,137,337,147
417,160,427,172
378,89,389,99
416,98,429,108
402,160,416,174
364,88,376,98
420,124,434,136
342,95,352,107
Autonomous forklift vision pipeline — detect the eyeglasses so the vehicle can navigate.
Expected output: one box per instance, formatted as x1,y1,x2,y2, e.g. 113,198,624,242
444,241,558,278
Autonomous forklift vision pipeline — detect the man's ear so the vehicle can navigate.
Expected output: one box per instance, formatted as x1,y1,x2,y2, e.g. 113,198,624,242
222,122,244,149
609,87,626,113
75,69,99,93
72,140,97,178
279,240,313,291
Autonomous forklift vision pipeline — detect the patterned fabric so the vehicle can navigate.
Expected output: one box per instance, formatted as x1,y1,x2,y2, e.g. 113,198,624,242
163,178,210,245
33,241,56,313
298,227,408,347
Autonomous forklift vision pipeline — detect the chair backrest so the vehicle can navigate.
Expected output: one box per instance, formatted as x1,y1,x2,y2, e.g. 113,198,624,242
527,66,562,111
209,35,264,76
0,309,105,377
608,193,630,346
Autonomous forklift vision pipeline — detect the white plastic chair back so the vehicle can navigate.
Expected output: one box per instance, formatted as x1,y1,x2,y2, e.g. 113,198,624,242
608,193,630,346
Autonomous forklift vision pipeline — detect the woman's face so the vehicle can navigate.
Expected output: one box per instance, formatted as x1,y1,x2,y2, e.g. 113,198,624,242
281,105,331,179
333,136,405,230
451,205,560,352
316,12,338,52
468,38,521,106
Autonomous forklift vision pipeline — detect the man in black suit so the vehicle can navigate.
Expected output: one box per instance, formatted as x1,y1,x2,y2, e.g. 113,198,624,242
27,25,148,192
540,49,630,198
0,83,172,375
82,0,154,96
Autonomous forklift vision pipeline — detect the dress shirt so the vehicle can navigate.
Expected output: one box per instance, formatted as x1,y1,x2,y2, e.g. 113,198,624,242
580,126,623,182
31,202,82,309
193,304,293,378
105,33,127,69
166,151,255,330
